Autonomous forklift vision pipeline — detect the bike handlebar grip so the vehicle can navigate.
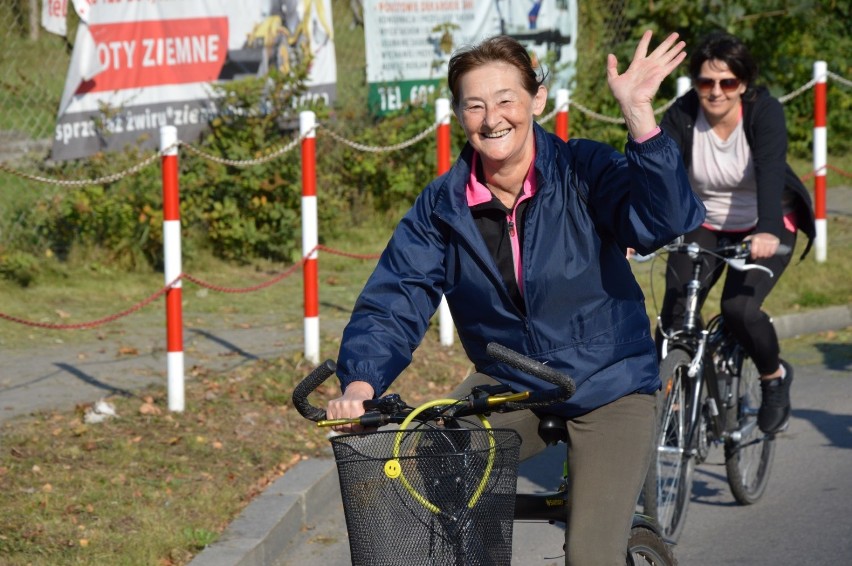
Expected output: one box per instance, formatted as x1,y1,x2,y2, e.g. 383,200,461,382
486,342,576,398
775,243,792,256
291,359,338,422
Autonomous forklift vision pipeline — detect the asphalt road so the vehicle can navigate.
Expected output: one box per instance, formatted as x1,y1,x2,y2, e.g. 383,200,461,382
276,334,852,565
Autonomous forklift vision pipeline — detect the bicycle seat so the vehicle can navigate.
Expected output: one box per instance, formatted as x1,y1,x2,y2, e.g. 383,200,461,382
538,415,568,445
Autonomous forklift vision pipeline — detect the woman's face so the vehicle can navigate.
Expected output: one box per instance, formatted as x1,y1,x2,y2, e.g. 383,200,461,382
695,59,747,122
455,61,547,174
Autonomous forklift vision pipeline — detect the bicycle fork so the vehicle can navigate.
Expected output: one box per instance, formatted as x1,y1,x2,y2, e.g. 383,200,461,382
682,331,732,456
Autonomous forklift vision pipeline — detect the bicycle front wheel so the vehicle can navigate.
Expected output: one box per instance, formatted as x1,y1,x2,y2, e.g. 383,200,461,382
724,347,775,504
643,348,696,543
627,526,677,565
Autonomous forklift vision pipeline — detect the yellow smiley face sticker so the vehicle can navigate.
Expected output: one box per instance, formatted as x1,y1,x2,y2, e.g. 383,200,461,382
384,459,402,479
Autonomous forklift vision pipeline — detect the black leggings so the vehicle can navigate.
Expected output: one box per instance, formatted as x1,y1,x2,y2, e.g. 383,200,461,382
657,226,797,375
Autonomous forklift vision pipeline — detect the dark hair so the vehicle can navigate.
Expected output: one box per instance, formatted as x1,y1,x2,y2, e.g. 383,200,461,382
689,32,758,88
447,35,546,109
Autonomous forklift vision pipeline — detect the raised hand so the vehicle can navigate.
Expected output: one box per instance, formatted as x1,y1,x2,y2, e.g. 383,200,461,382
606,30,686,139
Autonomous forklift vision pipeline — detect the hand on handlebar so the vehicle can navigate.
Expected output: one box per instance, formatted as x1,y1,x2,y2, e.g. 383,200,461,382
326,380,375,433
744,232,781,260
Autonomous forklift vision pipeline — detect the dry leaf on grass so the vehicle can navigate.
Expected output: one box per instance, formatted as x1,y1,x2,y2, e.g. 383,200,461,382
139,401,162,416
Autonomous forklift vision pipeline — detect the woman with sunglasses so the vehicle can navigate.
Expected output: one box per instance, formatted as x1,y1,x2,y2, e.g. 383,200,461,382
658,31,815,434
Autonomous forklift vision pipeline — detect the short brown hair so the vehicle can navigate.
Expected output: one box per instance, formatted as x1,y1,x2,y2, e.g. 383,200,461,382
447,35,546,109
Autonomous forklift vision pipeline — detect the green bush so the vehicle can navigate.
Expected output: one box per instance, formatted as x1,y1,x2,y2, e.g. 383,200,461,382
0,250,40,287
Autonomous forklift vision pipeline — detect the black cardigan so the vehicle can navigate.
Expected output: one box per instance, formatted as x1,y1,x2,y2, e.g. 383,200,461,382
661,87,815,258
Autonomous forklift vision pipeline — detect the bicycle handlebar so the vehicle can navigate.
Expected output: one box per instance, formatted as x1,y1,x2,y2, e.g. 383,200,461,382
635,239,791,277
291,342,576,425
485,343,576,399
661,239,791,259
291,359,337,422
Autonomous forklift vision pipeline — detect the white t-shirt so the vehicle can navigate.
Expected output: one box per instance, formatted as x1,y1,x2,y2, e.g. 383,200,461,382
689,110,757,231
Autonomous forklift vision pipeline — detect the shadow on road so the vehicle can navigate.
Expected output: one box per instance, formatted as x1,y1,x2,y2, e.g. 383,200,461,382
792,408,852,449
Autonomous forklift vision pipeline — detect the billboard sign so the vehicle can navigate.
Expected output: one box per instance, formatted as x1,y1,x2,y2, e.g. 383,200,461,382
363,0,577,115
52,0,337,161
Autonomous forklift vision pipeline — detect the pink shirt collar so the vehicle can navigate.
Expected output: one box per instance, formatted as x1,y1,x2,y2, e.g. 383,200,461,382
466,152,537,207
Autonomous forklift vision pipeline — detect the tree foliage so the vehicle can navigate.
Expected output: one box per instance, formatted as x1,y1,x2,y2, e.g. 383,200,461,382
571,0,851,156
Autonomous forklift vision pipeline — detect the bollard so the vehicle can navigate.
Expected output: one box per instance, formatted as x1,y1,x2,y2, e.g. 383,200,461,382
301,111,320,364
160,125,184,412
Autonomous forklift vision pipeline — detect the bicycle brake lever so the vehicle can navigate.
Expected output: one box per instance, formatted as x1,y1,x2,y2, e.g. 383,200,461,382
363,394,406,414
727,258,774,277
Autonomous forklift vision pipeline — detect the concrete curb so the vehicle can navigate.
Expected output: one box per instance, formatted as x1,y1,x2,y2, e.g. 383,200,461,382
189,307,851,566
774,304,852,340
188,457,338,566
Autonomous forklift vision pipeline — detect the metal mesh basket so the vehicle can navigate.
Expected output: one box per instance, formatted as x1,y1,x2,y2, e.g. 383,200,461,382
330,428,521,566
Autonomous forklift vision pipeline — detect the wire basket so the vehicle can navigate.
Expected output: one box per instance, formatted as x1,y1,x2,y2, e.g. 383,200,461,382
330,427,522,566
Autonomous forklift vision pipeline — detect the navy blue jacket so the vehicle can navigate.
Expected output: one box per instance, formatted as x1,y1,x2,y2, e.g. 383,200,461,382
337,123,705,417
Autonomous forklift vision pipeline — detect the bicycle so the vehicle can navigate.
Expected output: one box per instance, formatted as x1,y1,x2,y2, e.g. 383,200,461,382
293,342,676,565
637,239,790,542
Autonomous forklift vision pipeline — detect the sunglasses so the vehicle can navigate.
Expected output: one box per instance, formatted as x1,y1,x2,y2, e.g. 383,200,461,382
694,77,742,92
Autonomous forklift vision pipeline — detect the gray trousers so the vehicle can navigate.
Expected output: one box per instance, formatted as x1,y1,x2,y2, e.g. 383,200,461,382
449,373,656,566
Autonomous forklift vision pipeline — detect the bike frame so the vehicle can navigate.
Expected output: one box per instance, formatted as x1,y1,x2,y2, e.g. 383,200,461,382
656,240,776,451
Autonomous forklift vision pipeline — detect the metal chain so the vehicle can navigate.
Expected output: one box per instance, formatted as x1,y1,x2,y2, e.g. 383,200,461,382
182,261,304,293
779,77,819,104
0,276,177,329
0,245,386,329
827,71,852,89
0,150,161,186
179,133,304,167
568,96,678,125
537,101,567,126
318,120,440,153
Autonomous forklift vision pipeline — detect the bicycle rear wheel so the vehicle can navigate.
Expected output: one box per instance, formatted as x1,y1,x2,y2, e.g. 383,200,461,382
643,348,696,543
724,346,775,504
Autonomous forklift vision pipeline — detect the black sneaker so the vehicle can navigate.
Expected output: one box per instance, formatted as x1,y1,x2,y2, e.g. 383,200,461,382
758,360,793,434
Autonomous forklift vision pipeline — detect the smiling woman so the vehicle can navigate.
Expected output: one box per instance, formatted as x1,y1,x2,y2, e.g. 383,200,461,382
658,31,817,437
324,31,706,565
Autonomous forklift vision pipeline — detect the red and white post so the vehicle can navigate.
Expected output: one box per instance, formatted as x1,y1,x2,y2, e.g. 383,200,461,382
436,98,454,346
813,61,828,263
555,88,569,141
300,111,320,363
160,125,184,412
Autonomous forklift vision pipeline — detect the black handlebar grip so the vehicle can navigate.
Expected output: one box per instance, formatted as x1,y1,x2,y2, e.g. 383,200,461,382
486,342,576,399
291,359,337,422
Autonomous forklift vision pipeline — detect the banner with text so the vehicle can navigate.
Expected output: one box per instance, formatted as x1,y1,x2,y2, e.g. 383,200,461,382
363,0,576,115
53,0,337,161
